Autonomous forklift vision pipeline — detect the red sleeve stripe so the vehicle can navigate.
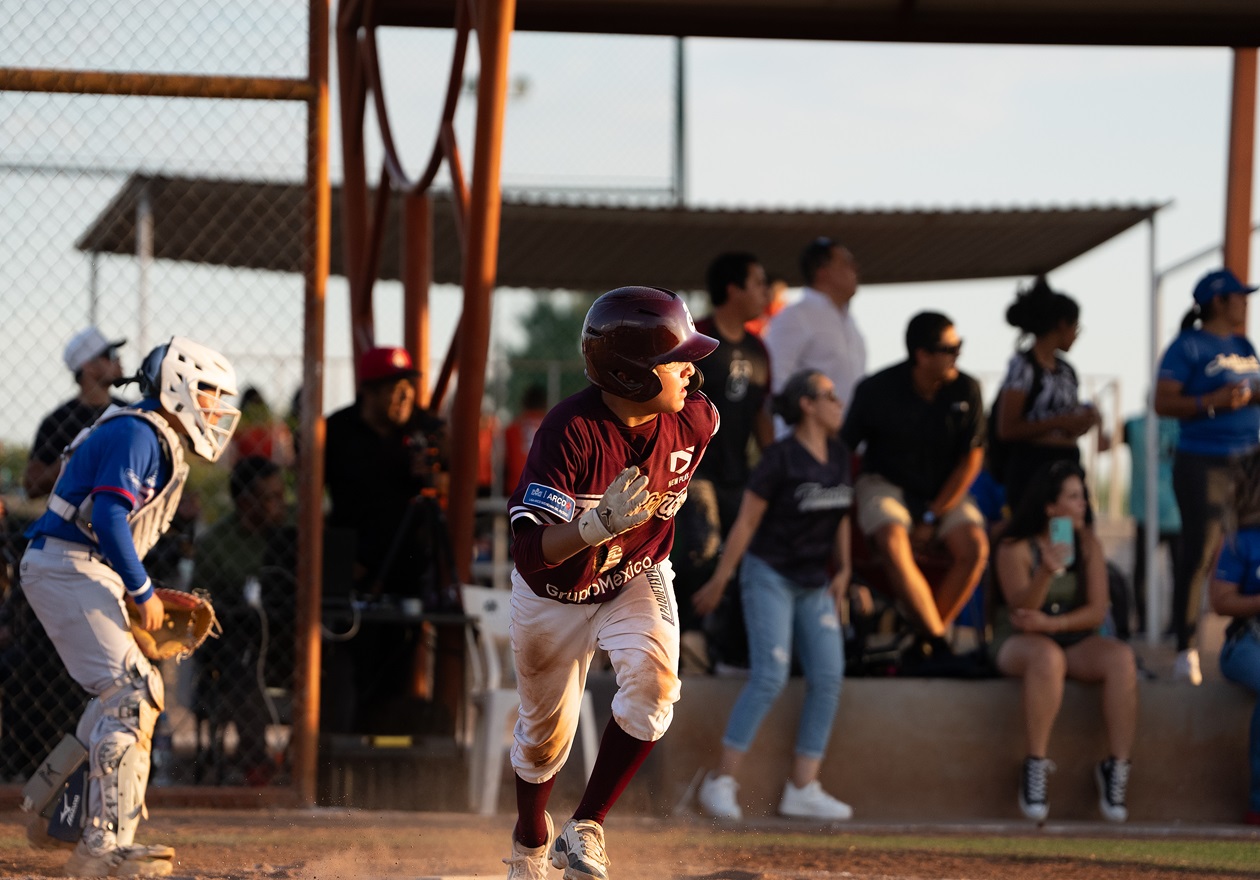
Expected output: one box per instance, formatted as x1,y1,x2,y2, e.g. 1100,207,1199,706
92,486,138,507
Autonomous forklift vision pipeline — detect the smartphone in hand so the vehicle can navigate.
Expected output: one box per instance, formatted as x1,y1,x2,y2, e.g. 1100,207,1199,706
1048,515,1075,567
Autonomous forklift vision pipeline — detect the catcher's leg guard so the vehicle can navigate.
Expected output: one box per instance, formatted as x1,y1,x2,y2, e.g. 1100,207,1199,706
80,664,165,856
22,733,89,850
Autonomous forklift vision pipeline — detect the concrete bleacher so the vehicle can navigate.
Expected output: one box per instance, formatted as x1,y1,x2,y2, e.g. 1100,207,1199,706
589,674,1254,825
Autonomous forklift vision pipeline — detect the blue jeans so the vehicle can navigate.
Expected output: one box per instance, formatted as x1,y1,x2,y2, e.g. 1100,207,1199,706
721,554,845,759
1219,626,1260,812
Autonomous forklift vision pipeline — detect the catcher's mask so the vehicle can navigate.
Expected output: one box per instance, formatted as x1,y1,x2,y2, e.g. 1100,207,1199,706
581,286,718,403
138,337,241,463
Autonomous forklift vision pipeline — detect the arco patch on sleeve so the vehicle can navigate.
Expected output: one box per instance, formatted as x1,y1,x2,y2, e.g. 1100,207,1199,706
523,483,577,522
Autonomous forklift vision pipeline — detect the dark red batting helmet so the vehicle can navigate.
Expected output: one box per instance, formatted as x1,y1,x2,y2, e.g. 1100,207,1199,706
581,286,719,403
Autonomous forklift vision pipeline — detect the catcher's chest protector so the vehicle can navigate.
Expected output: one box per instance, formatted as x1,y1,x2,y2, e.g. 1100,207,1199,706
47,408,190,560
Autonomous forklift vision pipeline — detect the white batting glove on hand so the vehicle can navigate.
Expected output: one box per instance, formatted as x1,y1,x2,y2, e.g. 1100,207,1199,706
577,466,652,546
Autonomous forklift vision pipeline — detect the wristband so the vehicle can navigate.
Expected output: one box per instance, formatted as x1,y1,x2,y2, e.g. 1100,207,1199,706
577,507,614,547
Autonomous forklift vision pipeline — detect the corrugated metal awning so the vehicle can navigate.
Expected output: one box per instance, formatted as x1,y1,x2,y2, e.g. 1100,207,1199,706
76,174,1160,290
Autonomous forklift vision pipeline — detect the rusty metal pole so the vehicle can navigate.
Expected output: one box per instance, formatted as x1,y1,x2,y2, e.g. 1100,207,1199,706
336,0,373,379
448,0,516,583
1225,47,1257,329
403,191,433,409
294,0,331,808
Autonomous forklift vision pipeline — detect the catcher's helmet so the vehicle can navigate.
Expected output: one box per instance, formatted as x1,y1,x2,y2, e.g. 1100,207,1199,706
582,286,719,403
139,337,240,462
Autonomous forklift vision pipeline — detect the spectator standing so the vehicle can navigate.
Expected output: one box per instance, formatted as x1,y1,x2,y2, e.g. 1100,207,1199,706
840,312,988,663
193,456,290,785
324,347,446,600
764,237,866,408
991,461,1137,824
1208,447,1260,826
503,383,549,494
992,277,1100,511
23,327,127,499
744,273,788,338
501,287,718,880
672,252,773,655
1123,412,1182,637
230,387,295,468
323,346,449,734
1154,268,1260,685
692,370,854,822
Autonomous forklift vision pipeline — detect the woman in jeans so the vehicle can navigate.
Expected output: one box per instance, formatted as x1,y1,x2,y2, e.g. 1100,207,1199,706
1208,447,1260,826
691,369,854,821
1155,268,1260,684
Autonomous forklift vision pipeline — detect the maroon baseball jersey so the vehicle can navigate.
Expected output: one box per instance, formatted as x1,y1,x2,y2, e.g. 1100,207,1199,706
509,385,719,604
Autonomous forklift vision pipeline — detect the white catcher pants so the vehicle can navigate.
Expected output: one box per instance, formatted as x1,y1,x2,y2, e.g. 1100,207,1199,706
509,559,681,784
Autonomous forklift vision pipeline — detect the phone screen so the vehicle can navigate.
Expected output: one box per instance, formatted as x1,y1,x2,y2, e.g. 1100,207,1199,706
1048,516,1075,567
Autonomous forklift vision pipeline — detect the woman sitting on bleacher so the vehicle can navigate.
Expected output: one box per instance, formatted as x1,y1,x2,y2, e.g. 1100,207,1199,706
1208,447,1260,826
991,460,1137,824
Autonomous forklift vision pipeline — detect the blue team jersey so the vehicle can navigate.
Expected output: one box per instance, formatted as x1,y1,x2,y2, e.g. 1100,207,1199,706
1158,329,1260,457
1214,526,1260,596
26,400,172,547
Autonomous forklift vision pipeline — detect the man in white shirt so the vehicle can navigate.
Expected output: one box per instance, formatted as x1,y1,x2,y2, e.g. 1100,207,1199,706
765,237,867,408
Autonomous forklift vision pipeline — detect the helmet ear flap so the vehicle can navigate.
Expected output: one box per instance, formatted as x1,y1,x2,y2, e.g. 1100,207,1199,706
686,367,704,395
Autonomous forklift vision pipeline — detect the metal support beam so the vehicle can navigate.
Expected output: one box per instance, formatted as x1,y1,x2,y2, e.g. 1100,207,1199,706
1225,47,1256,325
403,191,434,408
293,0,332,808
448,0,516,583
0,67,315,101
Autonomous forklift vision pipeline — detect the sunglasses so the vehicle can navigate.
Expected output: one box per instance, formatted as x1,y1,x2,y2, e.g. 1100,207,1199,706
809,388,840,402
930,341,963,357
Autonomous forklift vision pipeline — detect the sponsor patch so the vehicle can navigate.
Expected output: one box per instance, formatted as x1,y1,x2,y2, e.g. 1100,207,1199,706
523,483,577,522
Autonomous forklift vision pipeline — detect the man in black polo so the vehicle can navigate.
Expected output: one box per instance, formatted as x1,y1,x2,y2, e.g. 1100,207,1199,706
841,312,988,661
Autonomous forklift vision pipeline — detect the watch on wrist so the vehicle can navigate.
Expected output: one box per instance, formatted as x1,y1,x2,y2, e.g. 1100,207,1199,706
921,509,938,526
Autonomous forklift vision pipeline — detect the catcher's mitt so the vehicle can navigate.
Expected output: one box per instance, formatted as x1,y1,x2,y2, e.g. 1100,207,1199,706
128,588,219,662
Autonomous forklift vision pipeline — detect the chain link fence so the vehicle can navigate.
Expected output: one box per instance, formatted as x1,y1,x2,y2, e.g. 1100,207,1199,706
2,2,311,789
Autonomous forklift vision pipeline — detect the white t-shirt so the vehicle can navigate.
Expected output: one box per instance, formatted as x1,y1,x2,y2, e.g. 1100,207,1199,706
764,286,867,406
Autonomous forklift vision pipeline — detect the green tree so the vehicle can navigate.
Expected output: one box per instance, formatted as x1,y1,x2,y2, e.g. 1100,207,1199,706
502,292,594,416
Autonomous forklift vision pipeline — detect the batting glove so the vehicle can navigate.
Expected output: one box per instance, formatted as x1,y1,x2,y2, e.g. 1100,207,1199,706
577,466,653,546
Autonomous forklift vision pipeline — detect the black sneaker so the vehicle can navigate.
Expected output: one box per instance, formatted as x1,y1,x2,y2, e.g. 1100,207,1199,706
1095,757,1130,822
1019,756,1054,822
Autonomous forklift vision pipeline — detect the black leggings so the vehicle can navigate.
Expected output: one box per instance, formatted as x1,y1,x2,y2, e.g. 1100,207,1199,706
1171,450,1235,651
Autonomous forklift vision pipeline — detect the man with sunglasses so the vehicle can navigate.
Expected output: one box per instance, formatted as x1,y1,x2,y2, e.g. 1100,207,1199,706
23,327,128,500
841,312,988,668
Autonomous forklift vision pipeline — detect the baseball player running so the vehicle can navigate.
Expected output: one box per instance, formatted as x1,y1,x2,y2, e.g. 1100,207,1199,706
502,287,719,880
20,337,239,877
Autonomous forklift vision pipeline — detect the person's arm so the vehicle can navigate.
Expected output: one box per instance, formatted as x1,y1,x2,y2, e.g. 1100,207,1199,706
691,490,769,617
91,493,164,629
997,387,1094,444
829,512,853,611
1009,529,1107,634
995,536,1062,610
929,446,984,518
1154,376,1251,420
22,458,60,499
753,406,775,450
1209,577,1260,618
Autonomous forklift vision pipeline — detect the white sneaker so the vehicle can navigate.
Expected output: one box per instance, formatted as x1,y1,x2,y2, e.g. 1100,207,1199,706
504,811,553,880
1172,649,1202,686
698,773,742,820
550,818,609,880
778,780,853,821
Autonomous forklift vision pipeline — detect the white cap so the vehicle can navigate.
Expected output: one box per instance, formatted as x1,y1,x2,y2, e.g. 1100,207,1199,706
63,327,125,374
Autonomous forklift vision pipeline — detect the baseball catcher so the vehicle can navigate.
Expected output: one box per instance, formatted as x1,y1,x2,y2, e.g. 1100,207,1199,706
19,336,238,877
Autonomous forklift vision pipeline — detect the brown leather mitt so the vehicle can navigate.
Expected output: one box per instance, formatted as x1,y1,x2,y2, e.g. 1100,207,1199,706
128,588,219,662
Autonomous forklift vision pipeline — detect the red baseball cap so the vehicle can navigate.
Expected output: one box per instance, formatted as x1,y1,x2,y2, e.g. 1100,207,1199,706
358,346,419,386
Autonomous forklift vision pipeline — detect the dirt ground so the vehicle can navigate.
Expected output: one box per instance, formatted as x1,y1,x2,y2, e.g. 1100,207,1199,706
2,809,1256,880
